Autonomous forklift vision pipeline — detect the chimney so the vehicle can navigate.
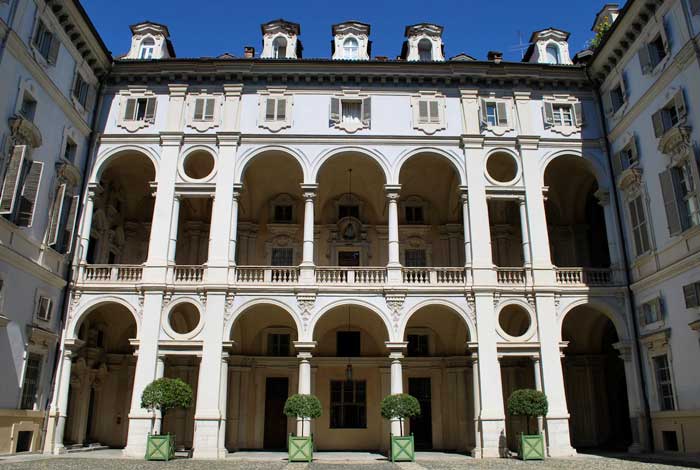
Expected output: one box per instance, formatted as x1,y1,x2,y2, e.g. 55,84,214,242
375,55,388,62
244,46,255,58
488,51,503,63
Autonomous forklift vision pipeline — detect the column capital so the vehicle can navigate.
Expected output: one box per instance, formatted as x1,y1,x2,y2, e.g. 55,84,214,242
301,183,318,199
516,135,540,150
86,182,103,199
232,183,243,199
216,132,240,147
459,185,469,202
594,188,611,206
293,341,317,354
459,88,479,101
513,90,532,102
168,84,188,97
159,132,184,146
385,341,408,354
223,84,244,97
384,184,402,195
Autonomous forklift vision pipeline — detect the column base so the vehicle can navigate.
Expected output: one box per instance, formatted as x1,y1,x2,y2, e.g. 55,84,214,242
123,413,153,458
386,265,403,284
479,418,506,458
192,418,225,460
545,417,577,457
298,264,315,284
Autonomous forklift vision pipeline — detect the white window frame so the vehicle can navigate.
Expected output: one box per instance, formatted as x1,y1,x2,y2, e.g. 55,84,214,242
257,88,293,132
411,92,446,135
543,95,584,136
627,193,652,257
31,15,60,66
651,353,676,412
479,96,513,135
343,37,359,60
139,37,156,59
186,93,222,132
35,296,52,322
19,352,44,411
638,296,664,328
116,89,157,132
329,91,371,133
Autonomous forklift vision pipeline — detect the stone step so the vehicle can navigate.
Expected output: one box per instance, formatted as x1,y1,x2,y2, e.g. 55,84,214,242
65,443,109,453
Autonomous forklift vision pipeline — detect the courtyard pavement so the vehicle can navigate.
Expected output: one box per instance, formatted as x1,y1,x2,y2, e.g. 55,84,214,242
1,451,699,469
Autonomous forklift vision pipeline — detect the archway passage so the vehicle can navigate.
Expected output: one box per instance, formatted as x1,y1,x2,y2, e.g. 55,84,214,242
403,304,473,452
226,303,300,450
237,151,304,266
317,152,387,267
64,302,137,448
398,154,463,267
562,305,632,450
544,156,610,268
312,304,390,451
88,152,156,264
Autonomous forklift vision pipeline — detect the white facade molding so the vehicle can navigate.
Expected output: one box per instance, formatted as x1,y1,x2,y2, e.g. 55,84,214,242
185,90,223,132
331,22,370,60
116,88,158,132
260,19,301,59
403,23,445,62
410,91,446,135
257,87,293,132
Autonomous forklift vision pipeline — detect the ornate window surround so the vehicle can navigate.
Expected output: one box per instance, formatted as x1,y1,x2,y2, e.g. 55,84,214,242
410,91,446,135
268,193,297,224
640,329,678,412
265,228,301,266
116,88,157,132
258,87,293,132
399,195,429,225
542,94,584,137
479,93,514,136
329,89,371,133
186,90,223,132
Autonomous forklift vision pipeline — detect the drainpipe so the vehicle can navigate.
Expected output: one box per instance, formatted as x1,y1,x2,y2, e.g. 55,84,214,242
587,68,654,453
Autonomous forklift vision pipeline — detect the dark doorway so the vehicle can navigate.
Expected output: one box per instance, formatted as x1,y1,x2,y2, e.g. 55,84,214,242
263,377,289,450
338,251,360,266
15,431,32,452
408,378,433,449
85,387,97,443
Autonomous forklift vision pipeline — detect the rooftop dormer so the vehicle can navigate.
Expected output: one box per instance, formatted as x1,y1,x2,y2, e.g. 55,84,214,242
523,28,572,65
592,4,620,33
402,23,445,62
332,21,371,60
125,21,175,60
260,19,302,59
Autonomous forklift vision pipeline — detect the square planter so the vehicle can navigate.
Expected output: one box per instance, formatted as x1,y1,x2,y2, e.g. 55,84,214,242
145,433,175,461
390,434,415,462
288,434,313,463
519,433,545,460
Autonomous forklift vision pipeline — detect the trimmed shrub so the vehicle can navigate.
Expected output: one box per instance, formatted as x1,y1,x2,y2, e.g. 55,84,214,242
380,393,421,436
141,377,193,434
507,389,548,434
283,394,322,436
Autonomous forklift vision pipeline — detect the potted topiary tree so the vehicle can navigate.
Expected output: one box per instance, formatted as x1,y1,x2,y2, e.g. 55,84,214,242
380,393,421,462
141,377,193,461
507,388,548,460
283,394,322,462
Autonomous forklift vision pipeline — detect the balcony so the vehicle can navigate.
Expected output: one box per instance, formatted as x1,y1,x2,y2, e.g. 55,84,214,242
495,267,527,285
315,267,387,286
554,267,614,287
82,265,144,283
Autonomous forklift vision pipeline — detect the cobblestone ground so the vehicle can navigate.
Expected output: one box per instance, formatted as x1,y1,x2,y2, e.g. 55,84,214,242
0,456,699,470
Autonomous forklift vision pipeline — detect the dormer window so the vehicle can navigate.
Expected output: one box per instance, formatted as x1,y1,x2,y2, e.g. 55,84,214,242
545,44,560,64
272,37,287,58
139,37,155,59
343,37,359,59
418,38,432,61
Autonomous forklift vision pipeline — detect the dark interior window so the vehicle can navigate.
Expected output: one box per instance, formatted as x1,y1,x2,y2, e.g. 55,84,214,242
337,331,360,357
330,380,366,428
339,204,360,220
407,334,429,356
267,333,290,356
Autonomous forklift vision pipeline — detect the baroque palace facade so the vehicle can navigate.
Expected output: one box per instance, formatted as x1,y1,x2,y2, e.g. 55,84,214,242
0,0,699,460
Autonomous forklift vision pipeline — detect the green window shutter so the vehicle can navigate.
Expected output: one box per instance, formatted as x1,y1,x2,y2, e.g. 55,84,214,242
277,98,287,121
123,98,136,121
652,110,665,138
193,98,204,120
659,169,683,236
429,100,440,123
47,184,66,246
543,102,554,126
47,34,60,65
496,101,508,126
639,46,652,74
573,102,584,127
16,161,43,227
64,195,80,254
418,100,428,123
361,97,371,125
0,145,27,214
330,97,340,122
204,98,216,120
144,98,157,122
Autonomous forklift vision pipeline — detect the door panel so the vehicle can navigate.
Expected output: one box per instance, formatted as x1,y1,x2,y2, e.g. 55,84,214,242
408,377,432,450
263,377,289,450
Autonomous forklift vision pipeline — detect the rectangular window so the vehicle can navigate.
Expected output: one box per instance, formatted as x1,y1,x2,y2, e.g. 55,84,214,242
32,19,58,63
640,298,662,326
36,296,52,321
338,251,360,266
653,354,675,411
628,196,651,256
407,334,429,356
611,85,625,112
673,161,700,227
405,206,424,224
336,331,360,357
341,101,362,124
267,333,290,356
273,204,293,223
330,97,370,127
683,282,700,308
123,97,156,122
404,249,427,267
486,103,497,126
338,204,359,220
20,93,37,122
330,380,366,429
418,100,440,124
649,35,667,68
193,98,216,121
482,100,508,127
653,92,686,137
63,139,77,163
552,105,573,126
72,74,89,107
271,247,293,266
20,354,43,410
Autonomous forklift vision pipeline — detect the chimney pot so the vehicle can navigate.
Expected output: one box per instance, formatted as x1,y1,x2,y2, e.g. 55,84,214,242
488,50,503,63
244,46,255,58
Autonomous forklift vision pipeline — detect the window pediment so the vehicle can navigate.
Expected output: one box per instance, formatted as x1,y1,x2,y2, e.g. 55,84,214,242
8,116,42,148
117,90,157,132
658,126,692,159
411,93,446,135
617,166,643,193
258,89,293,132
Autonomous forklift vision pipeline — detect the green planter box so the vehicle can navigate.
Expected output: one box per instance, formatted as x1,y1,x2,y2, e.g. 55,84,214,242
520,433,545,460
145,434,175,461
288,434,313,462
390,434,415,462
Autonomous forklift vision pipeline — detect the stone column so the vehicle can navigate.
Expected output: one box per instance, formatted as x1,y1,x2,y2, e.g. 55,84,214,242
385,185,402,283
229,185,242,265
45,349,74,454
470,354,482,458
154,356,165,434
385,342,407,436
532,356,545,438
300,184,317,284
613,342,649,452
294,341,316,436
218,353,229,458
193,292,227,459
78,187,97,264
595,189,622,277
167,194,181,264
518,197,532,267
535,294,576,457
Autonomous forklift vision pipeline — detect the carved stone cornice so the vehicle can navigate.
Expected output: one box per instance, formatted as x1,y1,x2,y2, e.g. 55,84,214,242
9,116,42,148
658,126,692,160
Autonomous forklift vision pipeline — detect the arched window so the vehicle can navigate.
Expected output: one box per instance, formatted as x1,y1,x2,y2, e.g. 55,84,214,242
272,36,287,59
545,44,561,64
139,37,155,59
418,38,432,61
343,37,359,59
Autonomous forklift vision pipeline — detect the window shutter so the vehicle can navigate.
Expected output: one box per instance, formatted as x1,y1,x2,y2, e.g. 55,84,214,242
86,85,96,113
47,34,60,65
429,100,440,123
683,284,699,308
479,99,488,125
64,195,79,254
496,101,508,126
47,184,66,246
612,151,624,176
276,98,287,120
123,98,136,121
573,102,584,127
639,46,652,74
543,102,554,125
691,0,700,16
32,21,42,48
622,71,631,99
330,97,340,123
674,89,687,120
193,98,204,120
144,98,157,122
663,15,674,51
361,97,371,125
638,306,647,327
656,297,665,319
652,110,665,138
0,145,27,214
204,98,215,120
631,134,640,164
17,161,43,227
418,100,428,123
265,98,276,120
659,169,683,236
602,90,613,115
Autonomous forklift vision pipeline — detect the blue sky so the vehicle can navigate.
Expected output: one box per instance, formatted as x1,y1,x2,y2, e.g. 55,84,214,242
82,0,614,61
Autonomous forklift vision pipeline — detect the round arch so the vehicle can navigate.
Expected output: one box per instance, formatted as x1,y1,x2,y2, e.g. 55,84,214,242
540,149,609,188
398,299,476,342
226,298,302,340
311,146,390,184
235,145,310,184
308,299,393,342
558,298,630,342
67,297,140,340
91,145,160,184
394,148,466,186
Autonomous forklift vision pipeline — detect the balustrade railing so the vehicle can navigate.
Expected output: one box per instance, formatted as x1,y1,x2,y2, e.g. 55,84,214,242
496,268,526,285
555,268,613,286
402,267,466,285
236,266,299,284
173,265,205,283
82,265,143,283
315,267,386,285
